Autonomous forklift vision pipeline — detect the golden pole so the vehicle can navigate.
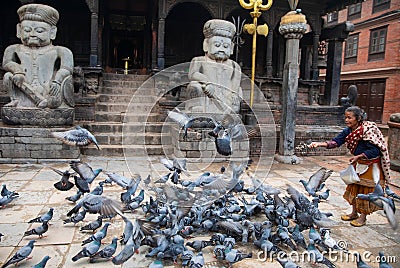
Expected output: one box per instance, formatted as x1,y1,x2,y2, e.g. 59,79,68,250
239,0,273,107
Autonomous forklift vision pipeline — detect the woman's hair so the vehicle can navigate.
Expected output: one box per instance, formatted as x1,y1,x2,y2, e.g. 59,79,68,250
345,106,366,122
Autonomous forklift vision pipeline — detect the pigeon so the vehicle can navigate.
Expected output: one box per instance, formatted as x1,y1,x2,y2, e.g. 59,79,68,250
51,125,100,149
224,249,252,267
112,235,135,265
104,172,135,189
378,251,393,268
185,240,214,252
1,184,19,197
80,216,103,232
318,189,330,200
290,224,307,250
72,239,101,262
189,252,204,268
70,160,102,184
89,237,118,263
46,166,75,191
320,228,345,251
66,190,83,203
67,193,122,219
28,208,54,223
385,185,400,200
357,183,398,230
73,175,90,193
213,128,232,156
81,222,111,245
277,257,301,268
182,249,195,266
1,240,36,268
63,209,87,225
353,252,371,268
300,167,332,196
31,255,51,268
121,177,141,204
307,239,336,268
0,192,19,208
24,221,49,238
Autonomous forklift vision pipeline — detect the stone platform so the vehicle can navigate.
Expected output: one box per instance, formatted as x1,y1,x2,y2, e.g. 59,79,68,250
0,122,79,163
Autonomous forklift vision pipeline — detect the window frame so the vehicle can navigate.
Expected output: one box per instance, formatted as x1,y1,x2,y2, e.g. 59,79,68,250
373,0,391,13
327,12,338,24
368,26,388,61
344,33,359,65
347,3,362,20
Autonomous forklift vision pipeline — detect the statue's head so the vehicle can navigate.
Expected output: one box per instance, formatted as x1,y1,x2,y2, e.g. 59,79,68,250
203,19,236,61
16,4,59,47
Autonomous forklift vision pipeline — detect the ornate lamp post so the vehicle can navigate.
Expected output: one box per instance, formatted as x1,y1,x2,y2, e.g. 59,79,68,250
238,0,273,108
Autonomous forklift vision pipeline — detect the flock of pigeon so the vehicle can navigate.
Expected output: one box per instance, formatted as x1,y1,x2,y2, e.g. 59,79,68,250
0,121,398,268
1,152,398,267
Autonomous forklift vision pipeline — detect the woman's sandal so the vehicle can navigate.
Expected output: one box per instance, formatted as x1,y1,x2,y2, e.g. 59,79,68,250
350,219,366,227
341,214,359,221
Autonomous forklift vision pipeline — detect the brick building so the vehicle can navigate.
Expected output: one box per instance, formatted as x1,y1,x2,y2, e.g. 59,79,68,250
321,0,400,123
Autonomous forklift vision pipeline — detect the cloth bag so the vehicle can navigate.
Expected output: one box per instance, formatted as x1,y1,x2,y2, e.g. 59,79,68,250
339,164,360,185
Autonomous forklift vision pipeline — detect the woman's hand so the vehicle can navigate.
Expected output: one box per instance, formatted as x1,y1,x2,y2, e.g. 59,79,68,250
349,154,364,164
308,142,327,149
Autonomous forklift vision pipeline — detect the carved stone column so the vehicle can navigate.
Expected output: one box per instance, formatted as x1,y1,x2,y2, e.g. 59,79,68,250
157,17,166,70
311,32,320,80
86,0,99,67
276,10,307,164
265,28,273,77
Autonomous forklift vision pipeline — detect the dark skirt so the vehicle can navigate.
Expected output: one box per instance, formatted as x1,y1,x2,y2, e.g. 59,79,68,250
343,158,384,215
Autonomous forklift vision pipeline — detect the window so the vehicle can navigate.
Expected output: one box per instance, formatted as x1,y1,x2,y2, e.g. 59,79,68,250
327,12,338,24
347,3,362,20
369,26,387,61
344,34,359,64
373,0,390,13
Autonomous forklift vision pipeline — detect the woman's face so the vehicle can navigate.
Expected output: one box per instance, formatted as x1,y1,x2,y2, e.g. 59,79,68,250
345,111,359,130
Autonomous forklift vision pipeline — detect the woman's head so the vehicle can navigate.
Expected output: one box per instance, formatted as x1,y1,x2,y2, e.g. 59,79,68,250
345,106,365,130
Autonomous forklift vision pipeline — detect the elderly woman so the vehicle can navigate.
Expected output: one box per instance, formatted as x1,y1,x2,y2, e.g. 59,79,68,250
309,106,390,227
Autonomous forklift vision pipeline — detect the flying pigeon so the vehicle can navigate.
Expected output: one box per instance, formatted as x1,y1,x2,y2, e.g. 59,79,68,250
1,240,36,268
69,160,102,184
51,125,100,149
112,235,135,265
300,167,332,196
43,165,75,191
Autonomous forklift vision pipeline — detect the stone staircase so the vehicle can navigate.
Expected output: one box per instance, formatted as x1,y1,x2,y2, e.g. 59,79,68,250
80,73,172,157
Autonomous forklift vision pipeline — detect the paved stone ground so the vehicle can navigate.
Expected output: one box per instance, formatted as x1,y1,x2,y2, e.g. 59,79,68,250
0,155,399,268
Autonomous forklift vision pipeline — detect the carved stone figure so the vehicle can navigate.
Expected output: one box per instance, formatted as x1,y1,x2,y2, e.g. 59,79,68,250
340,84,358,108
186,19,243,113
1,4,74,125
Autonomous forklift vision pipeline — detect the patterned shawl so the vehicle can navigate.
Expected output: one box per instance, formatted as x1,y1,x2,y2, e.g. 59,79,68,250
345,121,391,182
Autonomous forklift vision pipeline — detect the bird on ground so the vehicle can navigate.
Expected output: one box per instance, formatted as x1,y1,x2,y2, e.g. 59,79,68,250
24,221,49,238
66,190,83,203
353,252,371,268
378,251,393,268
0,193,20,208
300,167,333,196
63,209,87,225
28,208,54,224
51,125,100,149
45,165,75,191
277,257,301,268
318,189,330,200
80,216,103,232
307,239,336,268
70,160,102,184
104,172,136,189
112,235,135,265
1,184,19,197
120,176,141,204
224,249,252,267
385,185,400,200
357,183,398,230
31,255,51,268
320,228,345,251
82,222,111,245
1,240,36,268
72,239,101,262
89,237,118,263
289,224,307,250
189,252,204,268
185,240,214,252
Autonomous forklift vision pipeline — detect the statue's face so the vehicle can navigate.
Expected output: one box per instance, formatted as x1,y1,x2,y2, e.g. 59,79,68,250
18,20,55,47
206,36,232,61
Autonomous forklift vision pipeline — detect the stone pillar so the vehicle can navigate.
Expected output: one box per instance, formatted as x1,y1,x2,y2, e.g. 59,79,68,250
265,28,274,77
157,18,166,70
388,113,400,172
276,10,307,164
86,0,99,67
311,32,320,80
151,18,158,70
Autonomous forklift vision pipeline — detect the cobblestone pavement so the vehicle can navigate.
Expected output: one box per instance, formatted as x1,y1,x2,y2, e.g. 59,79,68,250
0,155,399,268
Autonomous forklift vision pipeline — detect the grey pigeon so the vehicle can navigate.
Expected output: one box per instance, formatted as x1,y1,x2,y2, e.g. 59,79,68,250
0,193,19,208
46,166,75,191
120,215,133,245
104,172,135,189
67,193,122,218
186,240,213,252
385,185,400,200
189,252,204,268
31,255,51,268
70,160,102,184
1,240,36,268
224,249,252,266
307,239,336,268
182,249,195,266
80,216,103,232
24,221,49,238
73,175,90,193
89,237,118,263
290,224,307,250
29,208,54,223
354,252,371,268
277,257,301,268
51,125,100,149
120,176,141,204
72,239,101,262
300,167,332,196
1,184,19,197
66,190,83,203
112,235,135,265
318,189,330,200
63,209,87,225
82,222,111,245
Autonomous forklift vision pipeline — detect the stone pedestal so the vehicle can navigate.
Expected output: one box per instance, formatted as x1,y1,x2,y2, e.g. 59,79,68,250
1,107,74,126
388,113,400,172
0,122,79,163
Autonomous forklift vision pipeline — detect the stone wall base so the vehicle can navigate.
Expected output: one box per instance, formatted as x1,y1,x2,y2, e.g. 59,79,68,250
0,122,80,163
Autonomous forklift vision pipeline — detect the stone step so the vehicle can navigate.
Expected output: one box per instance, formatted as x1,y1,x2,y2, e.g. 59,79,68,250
95,102,158,113
84,122,165,133
94,112,163,123
102,80,147,88
99,86,158,95
98,94,159,103
102,73,149,81
95,132,170,145
80,144,173,157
